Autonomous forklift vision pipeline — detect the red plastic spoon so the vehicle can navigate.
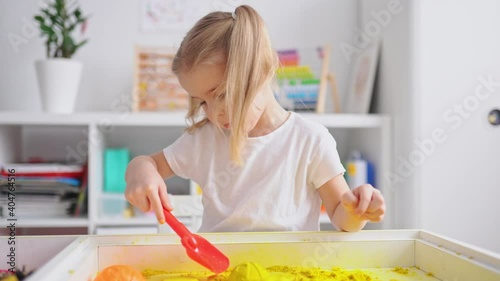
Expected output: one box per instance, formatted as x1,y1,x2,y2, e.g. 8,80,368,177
162,208,230,274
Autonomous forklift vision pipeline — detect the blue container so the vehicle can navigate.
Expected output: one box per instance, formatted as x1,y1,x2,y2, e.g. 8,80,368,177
104,148,130,193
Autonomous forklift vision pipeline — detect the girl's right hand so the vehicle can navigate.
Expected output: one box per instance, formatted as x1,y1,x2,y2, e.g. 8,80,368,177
124,156,173,224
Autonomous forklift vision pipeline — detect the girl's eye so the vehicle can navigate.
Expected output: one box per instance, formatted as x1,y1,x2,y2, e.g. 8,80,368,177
216,92,226,100
199,101,207,106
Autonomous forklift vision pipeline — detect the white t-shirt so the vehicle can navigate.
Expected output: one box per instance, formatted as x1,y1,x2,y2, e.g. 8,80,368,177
163,112,345,232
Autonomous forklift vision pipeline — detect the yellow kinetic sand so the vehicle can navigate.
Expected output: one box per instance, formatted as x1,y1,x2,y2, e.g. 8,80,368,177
143,263,439,281
227,262,269,280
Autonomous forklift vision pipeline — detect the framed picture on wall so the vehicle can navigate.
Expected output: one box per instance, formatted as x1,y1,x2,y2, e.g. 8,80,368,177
140,0,200,32
345,40,381,114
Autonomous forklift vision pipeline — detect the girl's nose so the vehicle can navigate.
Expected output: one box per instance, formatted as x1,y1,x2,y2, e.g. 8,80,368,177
218,110,229,124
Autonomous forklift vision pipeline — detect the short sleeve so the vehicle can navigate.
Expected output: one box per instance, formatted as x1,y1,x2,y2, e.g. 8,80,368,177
308,129,346,189
163,131,197,179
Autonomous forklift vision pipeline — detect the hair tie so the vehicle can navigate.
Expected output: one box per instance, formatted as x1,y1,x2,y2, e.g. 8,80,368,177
231,11,236,20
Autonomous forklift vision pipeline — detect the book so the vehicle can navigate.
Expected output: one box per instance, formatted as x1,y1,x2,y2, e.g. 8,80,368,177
0,163,84,178
73,163,88,217
0,176,80,187
1,163,83,172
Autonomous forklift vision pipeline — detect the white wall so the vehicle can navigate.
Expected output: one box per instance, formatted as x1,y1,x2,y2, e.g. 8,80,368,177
359,0,418,230
415,0,500,254
361,0,500,254
0,0,356,112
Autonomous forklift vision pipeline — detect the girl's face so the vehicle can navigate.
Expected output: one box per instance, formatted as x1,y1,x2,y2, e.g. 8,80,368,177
178,64,266,133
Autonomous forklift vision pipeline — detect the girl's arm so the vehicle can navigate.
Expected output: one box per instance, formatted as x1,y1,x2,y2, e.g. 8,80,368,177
150,151,176,179
317,174,385,232
125,151,176,224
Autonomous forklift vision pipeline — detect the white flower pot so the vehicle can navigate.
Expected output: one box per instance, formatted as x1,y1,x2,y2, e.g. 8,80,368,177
35,59,83,114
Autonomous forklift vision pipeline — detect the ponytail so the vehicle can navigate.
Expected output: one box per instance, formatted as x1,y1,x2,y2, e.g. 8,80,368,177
224,5,278,164
173,5,278,164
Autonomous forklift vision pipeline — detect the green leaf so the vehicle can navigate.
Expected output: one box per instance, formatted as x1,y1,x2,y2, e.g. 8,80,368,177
41,8,54,18
34,15,44,23
75,39,88,49
70,39,87,57
74,8,81,20
49,15,61,25
55,0,64,10
78,16,89,24
37,0,88,58
68,16,88,32
40,24,55,36
54,0,64,17
67,21,78,32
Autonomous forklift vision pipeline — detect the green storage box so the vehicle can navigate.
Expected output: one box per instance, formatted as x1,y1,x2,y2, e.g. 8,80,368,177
104,148,130,193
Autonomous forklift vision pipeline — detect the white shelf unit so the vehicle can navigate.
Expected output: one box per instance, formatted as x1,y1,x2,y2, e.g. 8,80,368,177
0,218,89,228
0,111,392,234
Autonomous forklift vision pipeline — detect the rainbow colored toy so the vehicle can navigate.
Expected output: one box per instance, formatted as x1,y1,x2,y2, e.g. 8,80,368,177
275,49,323,111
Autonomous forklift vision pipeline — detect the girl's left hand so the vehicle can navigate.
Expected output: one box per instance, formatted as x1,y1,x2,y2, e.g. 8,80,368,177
341,184,386,222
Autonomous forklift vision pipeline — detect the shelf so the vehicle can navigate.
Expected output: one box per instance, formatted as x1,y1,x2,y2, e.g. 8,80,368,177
0,217,89,228
0,112,93,125
0,111,388,128
95,217,157,226
0,110,392,233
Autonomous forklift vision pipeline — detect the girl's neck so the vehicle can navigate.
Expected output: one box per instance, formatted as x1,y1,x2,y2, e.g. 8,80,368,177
248,87,290,137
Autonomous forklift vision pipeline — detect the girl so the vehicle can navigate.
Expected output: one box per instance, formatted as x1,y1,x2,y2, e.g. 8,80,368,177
125,5,385,232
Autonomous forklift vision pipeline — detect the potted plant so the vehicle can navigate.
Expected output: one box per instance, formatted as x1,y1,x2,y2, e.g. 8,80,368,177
34,0,88,113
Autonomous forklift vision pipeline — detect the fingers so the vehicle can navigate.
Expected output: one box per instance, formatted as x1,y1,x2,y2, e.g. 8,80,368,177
125,181,173,224
125,188,151,213
367,189,385,213
159,183,173,211
149,186,166,224
365,189,385,222
137,196,152,213
347,184,386,223
363,209,385,222
353,184,373,215
156,182,174,225
341,190,358,211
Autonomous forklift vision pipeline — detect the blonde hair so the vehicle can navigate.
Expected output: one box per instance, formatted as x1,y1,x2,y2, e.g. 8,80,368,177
172,5,279,164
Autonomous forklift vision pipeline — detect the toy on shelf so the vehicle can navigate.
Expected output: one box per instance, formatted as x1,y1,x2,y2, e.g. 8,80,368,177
103,148,130,193
275,45,340,113
132,45,340,113
132,46,189,112
345,150,375,189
